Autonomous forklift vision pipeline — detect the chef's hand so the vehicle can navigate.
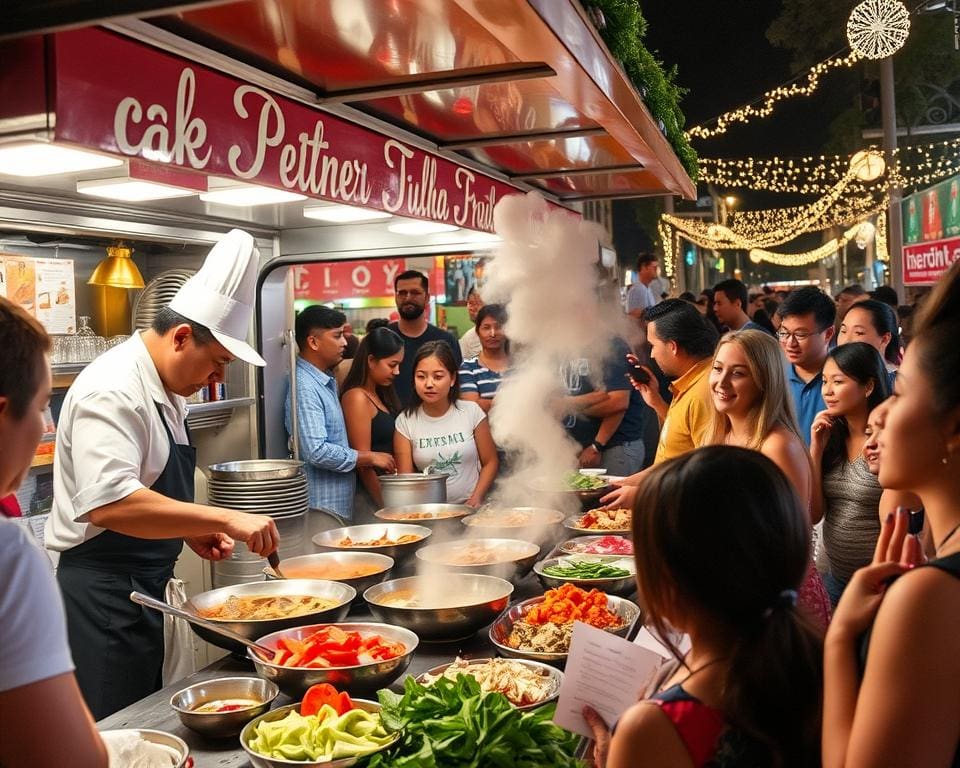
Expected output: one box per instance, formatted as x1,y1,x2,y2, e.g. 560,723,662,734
224,512,280,556
601,483,637,509
186,533,235,561
578,444,602,468
583,706,611,768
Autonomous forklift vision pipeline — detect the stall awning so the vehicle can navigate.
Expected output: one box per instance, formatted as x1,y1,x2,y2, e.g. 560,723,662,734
4,0,695,202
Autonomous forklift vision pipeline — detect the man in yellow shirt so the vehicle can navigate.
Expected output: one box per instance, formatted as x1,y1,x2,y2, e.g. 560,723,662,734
601,299,718,507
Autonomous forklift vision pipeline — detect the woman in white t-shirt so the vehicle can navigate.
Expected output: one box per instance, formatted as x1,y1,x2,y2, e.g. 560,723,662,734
394,341,498,506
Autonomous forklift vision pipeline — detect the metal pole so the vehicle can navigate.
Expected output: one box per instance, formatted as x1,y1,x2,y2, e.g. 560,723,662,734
880,56,904,299
284,329,300,461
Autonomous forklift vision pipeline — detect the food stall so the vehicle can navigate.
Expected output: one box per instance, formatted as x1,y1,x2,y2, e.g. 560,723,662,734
1,1,693,762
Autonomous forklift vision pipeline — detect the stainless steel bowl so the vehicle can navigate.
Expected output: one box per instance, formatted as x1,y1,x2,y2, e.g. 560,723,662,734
248,622,418,698
461,508,565,550
99,729,190,768
562,512,632,536
558,535,634,556
528,477,614,504
488,593,641,666
311,523,431,564
375,503,473,534
208,460,304,481
170,676,279,738
240,699,398,768
184,580,355,654
363,574,514,641
417,657,564,711
415,538,539,582
263,552,394,599
533,555,637,597
379,472,447,506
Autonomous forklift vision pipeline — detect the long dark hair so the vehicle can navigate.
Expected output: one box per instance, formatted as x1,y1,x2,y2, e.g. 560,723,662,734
341,327,403,414
822,342,889,473
913,259,960,417
633,447,823,767
405,341,460,414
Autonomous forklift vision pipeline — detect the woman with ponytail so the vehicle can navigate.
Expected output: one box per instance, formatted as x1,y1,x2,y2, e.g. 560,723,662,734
586,446,823,768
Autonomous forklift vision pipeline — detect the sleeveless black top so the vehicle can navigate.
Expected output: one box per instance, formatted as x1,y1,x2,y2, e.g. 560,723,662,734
370,406,396,456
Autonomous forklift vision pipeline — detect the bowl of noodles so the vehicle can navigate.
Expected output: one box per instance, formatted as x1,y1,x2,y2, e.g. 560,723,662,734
414,538,539,582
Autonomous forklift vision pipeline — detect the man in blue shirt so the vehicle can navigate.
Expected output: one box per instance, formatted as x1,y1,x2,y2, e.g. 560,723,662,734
775,287,836,445
286,306,394,518
713,278,771,334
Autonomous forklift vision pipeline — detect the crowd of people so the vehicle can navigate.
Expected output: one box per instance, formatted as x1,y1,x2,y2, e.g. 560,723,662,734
1,235,957,766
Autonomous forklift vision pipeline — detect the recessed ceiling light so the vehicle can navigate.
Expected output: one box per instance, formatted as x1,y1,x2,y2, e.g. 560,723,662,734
387,220,459,235
302,203,393,223
77,177,199,201
200,179,306,206
0,141,124,177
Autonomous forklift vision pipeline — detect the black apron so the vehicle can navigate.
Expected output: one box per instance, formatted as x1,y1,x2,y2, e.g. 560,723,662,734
58,402,195,720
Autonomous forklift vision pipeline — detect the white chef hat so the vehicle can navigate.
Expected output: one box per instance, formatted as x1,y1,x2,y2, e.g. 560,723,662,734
169,229,266,366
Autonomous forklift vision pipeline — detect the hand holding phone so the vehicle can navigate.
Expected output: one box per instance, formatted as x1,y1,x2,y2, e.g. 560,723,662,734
625,353,651,386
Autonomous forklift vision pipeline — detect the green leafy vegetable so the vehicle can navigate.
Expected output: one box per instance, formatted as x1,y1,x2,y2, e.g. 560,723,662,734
543,560,631,579
564,472,607,490
369,675,584,768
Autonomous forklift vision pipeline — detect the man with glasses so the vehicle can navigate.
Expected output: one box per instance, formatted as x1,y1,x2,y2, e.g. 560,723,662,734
389,270,462,405
775,287,836,445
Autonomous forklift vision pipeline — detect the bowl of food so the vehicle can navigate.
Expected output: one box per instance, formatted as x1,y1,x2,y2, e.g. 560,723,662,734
363,574,514,641
415,538,540,582
99,729,190,768
563,507,632,536
558,534,633,556
170,676,279,738
311,524,431,564
577,468,608,477
461,508,564,551
184,580,355,654
249,622,418,698
530,473,614,504
241,697,398,768
488,584,640,665
263,552,394,598
533,555,637,596
374,503,473,534
418,656,563,711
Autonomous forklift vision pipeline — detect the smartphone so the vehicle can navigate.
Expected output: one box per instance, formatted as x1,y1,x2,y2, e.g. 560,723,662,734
625,357,651,386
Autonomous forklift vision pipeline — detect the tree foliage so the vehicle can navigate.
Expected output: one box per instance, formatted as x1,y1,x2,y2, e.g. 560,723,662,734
580,0,698,179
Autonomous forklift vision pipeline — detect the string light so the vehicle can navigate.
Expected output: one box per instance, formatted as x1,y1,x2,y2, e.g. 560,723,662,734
686,51,863,140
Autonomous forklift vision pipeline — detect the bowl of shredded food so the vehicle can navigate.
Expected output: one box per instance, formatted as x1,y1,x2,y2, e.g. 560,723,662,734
418,656,563,711
311,524,431,564
564,507,632,535
488,584,640,665
184,580,355,654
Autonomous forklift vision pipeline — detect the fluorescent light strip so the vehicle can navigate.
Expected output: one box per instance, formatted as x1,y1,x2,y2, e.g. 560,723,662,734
387,220,459,235
77,178,198,201
200,181,306,206
302,203,393,223
0,142,124,177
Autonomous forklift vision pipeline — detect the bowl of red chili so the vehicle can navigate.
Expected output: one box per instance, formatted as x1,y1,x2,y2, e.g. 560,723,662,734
249,622,418,698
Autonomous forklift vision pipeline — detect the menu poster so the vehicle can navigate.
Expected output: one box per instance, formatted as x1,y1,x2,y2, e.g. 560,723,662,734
0,254,76,333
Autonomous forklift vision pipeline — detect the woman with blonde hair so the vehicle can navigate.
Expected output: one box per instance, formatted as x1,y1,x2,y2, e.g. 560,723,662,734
705,328,831,627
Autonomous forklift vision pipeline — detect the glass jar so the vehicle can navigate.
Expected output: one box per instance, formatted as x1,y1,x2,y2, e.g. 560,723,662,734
76,316,97,362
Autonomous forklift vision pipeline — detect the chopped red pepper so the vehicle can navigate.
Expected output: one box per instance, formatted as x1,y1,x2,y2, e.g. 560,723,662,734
301,683,355,717
270,626,406,669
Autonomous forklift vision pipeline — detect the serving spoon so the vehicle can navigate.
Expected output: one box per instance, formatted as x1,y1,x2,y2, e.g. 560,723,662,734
129,591,274,660
266,551,286,579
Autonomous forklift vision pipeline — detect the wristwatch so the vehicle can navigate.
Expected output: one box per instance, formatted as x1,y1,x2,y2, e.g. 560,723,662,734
591,439,606,452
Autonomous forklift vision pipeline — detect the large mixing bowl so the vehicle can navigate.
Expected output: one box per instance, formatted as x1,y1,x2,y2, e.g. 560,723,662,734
248,622,418,698
240,699,397,768
170,676,278,738
375,503,473,534
99,729,190,768
415,538,539,582
533,555,637,597
488,593,641,666
311,523,431,564
184,580,355,654
363,574,514,641
461,508,564,551
263,552,394,599
208,460,304,481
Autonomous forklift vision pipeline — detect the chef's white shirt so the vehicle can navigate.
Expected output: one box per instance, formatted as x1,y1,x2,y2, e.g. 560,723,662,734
45,332,189,552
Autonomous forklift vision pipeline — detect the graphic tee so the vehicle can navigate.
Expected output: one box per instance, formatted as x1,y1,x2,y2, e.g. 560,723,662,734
395,400,486,503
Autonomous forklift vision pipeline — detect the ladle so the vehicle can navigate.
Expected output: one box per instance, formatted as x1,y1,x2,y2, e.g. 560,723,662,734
129,591,274,659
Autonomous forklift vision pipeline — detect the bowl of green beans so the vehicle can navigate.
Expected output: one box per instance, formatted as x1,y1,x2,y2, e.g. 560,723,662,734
533,555,637,596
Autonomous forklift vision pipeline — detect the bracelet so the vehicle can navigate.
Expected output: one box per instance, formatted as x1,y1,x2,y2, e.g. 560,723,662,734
592,440,606,452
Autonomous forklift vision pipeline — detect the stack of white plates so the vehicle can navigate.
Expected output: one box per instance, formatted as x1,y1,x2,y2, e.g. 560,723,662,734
207,475,308,518
132,269,196,330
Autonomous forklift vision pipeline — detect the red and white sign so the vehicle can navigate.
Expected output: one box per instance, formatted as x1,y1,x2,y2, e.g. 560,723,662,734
293,259,406,300
50,29,527,232
902,236,960,286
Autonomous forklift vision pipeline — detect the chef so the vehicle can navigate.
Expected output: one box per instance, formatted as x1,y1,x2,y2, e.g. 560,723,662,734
45,229,280,719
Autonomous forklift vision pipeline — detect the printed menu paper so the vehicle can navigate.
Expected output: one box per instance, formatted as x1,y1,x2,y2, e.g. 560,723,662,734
554,621,672,739
0,254,76,333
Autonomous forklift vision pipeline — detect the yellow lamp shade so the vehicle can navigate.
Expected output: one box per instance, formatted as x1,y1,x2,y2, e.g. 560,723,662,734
88,245,145,289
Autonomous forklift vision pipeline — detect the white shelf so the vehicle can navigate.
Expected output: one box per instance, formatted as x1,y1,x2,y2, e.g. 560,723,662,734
186,397,255,431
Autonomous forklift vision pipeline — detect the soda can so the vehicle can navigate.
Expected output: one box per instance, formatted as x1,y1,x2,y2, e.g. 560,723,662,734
208,382,227,401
